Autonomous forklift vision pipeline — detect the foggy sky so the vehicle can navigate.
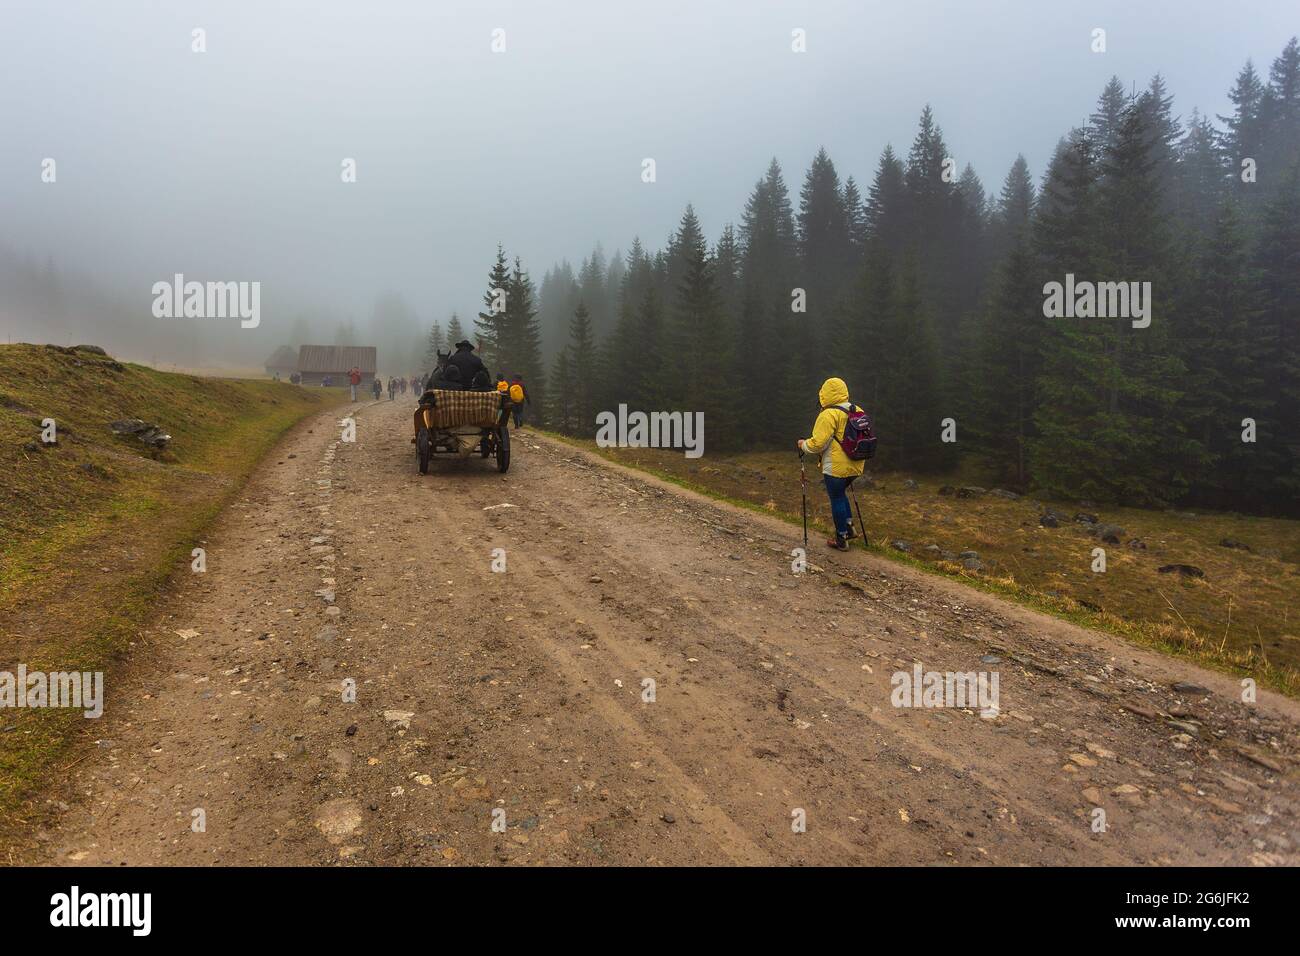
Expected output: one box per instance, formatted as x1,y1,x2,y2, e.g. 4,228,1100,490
1,0,1295,365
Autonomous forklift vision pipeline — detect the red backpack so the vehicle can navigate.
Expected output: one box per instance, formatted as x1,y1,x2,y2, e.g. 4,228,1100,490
824,404,877,460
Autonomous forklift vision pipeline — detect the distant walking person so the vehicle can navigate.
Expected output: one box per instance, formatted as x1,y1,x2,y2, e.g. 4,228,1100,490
348,366,362,402
797,377,868,551
509,375,529,429
388,376,396,400
372,377,382,400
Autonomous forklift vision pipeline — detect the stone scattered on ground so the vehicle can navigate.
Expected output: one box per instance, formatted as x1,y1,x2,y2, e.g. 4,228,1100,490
110,418,171,449
1157,564,1205,578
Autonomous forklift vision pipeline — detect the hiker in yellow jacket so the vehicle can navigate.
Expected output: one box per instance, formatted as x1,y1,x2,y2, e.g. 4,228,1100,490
508,376,528,429
797,377,866,551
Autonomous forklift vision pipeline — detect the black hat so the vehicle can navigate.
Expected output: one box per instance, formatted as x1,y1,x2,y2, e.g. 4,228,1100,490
455,340,473,350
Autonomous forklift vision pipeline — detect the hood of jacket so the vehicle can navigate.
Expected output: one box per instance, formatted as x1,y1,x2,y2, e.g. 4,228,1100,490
818,377,849,408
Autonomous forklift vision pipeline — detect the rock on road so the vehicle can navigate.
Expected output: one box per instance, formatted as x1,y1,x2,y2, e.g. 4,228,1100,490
36,399,1300,865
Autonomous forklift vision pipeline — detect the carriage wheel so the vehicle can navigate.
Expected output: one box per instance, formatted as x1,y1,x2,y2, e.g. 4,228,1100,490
417,428,431,474
495,425,510,473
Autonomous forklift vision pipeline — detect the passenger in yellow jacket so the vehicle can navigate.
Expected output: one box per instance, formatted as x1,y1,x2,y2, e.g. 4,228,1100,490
797,377,866,551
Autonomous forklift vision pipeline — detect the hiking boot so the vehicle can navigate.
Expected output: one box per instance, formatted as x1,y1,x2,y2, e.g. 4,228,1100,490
826,536,848,551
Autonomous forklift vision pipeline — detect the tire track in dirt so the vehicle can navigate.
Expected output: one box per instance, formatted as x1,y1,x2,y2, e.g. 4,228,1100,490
443,436,1117,864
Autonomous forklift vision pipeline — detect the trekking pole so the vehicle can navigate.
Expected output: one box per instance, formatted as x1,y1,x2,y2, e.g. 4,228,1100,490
798,450,809,550
849,479,869,549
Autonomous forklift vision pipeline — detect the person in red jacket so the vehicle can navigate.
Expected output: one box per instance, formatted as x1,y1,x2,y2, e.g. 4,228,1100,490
348,366,361,402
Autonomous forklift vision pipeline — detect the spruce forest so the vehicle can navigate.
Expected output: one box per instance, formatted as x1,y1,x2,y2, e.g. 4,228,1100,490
450,38,1300,517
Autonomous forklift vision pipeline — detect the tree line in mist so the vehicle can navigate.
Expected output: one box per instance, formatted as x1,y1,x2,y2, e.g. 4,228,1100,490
466,38,1300,516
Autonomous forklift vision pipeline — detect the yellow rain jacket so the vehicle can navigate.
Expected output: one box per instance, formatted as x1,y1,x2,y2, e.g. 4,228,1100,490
799,377,867,478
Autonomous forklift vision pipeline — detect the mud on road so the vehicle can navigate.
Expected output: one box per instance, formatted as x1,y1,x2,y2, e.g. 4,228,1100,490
26,399,1300,865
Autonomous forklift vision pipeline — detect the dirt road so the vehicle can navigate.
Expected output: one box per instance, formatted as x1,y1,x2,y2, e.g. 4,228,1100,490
29,399,1300,865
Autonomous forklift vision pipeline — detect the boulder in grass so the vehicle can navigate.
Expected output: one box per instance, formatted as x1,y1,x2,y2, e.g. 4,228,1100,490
937,485,955,496
1089,523,1125,543
955,486,986,499
1219,538,1252,552
1157,564,1204,578
110,419,171,449
890,540,912,553
988,488,1020,500
1039,512,1059,528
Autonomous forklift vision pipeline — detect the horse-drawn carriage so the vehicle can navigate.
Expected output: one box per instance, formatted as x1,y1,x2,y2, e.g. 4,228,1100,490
412,387,511,474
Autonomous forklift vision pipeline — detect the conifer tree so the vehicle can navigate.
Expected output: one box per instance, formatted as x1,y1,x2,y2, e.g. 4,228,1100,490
475,245,512,371
737,161,799,443
864,145,907,252
1177,202,1261,504
1253,165,1300,500
1090,76,1130,157
425,319,445,365
1260,38,1300,193
502,257,546,401
548,350,574,432
566,301,598,433
1220,60,1268,161
878,255,942,470
796,146,853,326
1030,130,1106,498
445,313,465,351
972,236,1042,485
842,176,868,253
1174,111,1228,248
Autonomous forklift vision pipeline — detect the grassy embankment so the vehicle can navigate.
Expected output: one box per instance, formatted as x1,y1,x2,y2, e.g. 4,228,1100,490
0,343,347,836
537,430,1300,697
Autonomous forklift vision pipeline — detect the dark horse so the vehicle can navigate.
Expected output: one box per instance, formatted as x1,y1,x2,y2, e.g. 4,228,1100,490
426,349,462,393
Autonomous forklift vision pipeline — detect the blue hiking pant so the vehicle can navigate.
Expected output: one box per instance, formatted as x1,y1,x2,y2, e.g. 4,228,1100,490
824,475,855,538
